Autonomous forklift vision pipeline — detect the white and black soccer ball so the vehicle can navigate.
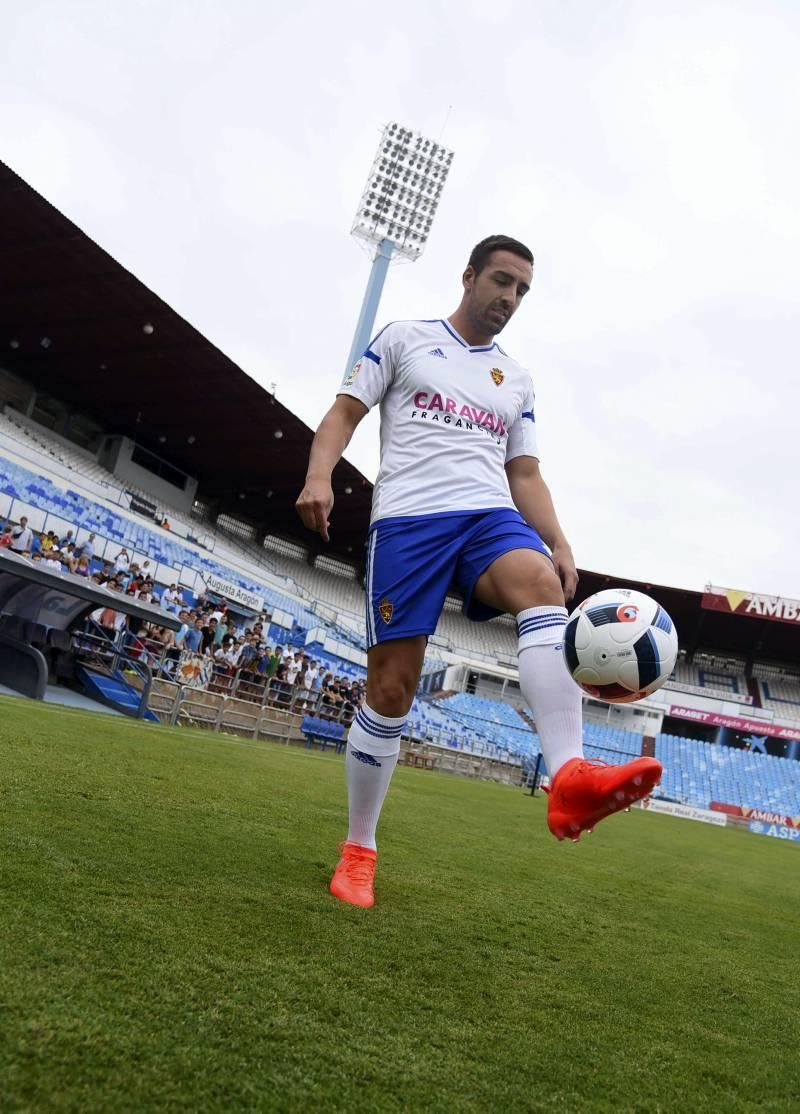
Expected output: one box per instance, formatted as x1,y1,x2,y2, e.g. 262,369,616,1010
563,588,678,703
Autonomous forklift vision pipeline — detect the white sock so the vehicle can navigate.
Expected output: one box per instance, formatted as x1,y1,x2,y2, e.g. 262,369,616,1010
517,606,584,779
345,703,405,851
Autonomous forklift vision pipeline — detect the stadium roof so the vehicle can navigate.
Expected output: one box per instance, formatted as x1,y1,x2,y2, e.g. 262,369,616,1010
0,159,373,560
576,570,800,664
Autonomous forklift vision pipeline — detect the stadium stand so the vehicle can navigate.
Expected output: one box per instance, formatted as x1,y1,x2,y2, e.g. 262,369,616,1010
668,655,750,701
752,663,800,719
656,733,800,814
0,410,528,665
271,551,365,617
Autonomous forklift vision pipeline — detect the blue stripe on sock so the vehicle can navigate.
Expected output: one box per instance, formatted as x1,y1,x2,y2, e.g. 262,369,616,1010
518,617,566,629
355,712,404,738
517,618,566,634
354,720,399,740
518,612,566,624
357,709,405,733
357,708,405,732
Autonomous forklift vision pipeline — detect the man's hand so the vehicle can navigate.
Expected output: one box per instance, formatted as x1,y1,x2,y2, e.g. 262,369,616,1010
296,478,334,542
551,541,579,603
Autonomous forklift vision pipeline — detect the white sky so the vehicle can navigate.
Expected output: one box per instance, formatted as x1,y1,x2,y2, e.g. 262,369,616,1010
3,0,800,596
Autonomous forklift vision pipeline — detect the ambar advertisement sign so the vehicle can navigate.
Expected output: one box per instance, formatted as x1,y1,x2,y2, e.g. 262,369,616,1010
702,585,800,627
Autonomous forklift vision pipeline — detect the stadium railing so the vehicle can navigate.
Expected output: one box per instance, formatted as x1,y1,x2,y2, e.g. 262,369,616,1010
73,622,154,719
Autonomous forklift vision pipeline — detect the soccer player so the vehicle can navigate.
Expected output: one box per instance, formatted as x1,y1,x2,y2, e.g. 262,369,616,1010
296,235,661,908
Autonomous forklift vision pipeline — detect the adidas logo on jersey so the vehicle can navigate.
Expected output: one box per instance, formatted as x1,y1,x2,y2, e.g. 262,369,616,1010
428,347,447,358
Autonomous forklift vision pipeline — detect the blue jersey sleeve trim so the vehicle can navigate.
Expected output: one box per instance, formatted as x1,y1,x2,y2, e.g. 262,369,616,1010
521,410,535,421
363,350,380,364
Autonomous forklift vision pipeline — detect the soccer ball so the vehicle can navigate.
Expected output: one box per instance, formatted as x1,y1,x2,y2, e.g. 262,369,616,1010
563,588,678,703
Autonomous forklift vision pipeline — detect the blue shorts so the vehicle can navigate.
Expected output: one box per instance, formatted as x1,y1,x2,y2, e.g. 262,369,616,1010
364,508,550,648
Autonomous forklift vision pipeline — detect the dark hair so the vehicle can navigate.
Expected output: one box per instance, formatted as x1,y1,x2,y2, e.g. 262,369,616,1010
468,234,533,276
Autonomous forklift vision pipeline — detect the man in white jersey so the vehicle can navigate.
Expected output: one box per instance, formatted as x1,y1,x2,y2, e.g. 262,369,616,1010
297,235,662,908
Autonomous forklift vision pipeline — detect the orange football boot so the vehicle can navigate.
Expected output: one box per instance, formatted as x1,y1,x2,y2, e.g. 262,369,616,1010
329,841,377,908
545,756,662,842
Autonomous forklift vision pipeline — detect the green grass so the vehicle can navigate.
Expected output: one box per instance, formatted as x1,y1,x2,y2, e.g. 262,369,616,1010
1,699,799,1113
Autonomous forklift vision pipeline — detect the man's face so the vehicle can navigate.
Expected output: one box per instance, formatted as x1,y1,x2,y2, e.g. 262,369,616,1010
21,518,27,527
462,249,532,337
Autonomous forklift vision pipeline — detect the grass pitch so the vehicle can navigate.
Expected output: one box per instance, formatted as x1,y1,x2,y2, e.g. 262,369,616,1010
1,699,799,1113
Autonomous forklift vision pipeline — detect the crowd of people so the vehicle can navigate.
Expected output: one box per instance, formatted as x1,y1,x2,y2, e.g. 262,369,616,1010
1,515,364,719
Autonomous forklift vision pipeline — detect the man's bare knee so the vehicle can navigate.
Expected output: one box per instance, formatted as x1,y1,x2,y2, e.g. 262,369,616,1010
367,669,417,716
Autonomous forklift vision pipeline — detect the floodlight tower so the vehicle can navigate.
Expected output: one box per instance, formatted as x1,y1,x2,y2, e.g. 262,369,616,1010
345,122,454,374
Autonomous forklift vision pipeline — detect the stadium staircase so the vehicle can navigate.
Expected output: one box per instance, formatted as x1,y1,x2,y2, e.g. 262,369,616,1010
76,665,159,722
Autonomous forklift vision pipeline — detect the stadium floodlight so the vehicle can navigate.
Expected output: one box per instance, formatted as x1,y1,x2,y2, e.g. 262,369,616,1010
344,121,454,374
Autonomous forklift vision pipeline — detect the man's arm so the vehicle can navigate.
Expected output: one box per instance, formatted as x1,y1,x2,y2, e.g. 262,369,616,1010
296,395,369,542
505,455,579,602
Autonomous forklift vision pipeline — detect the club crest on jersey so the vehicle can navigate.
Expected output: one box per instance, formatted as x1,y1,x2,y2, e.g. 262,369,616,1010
378,597,394,624
489,367,504,386
343,358,362,387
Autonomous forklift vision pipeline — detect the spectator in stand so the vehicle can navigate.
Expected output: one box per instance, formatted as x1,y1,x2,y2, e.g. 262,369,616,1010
114,548,131,574
10,517,33,554
174,610,191,650
237,634,259,674
184,618,204,655
41,531,56,552
271,659,291,707
286,653,302,690
138,587,154,605
90,581,126,636
340,681,361,726
61,529,76,549
144,625,176,675
80,533,96,561
321,675,345,718
213,614,229,647
161,584,180,613
0,524,13,549
305,659,320,690
43,547,64,573
201,618,218,655
164,621,184,673
69,554,90,577
267,646,284,677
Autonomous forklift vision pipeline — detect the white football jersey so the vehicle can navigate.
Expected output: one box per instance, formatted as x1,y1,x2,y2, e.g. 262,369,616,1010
338,319,539,524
